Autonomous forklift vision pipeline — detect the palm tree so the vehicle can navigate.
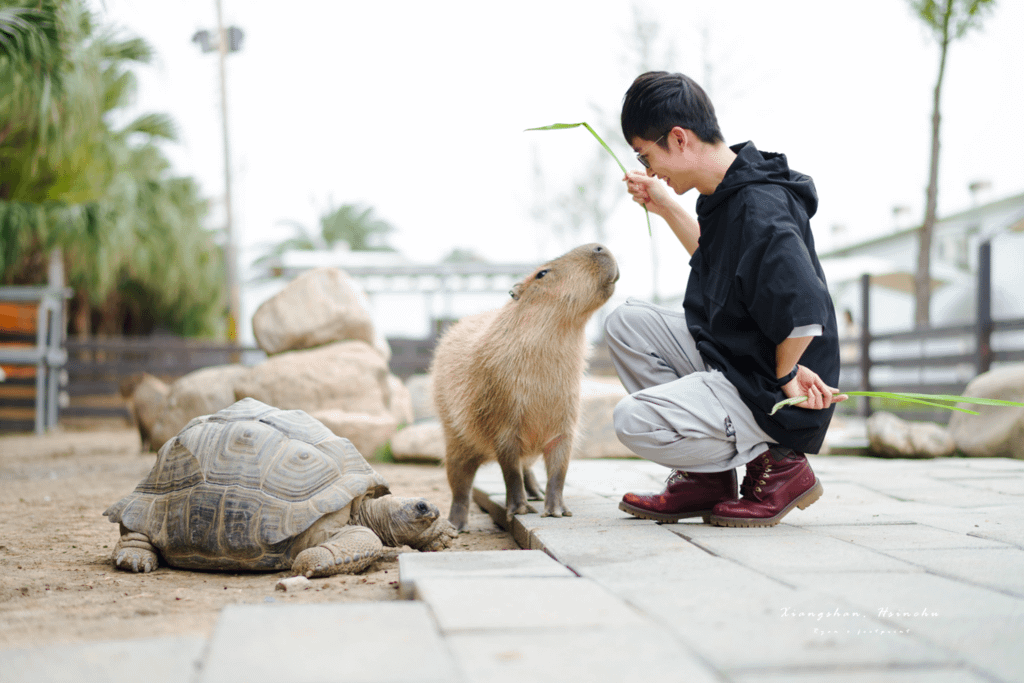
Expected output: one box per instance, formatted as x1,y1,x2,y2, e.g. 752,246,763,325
255,202,397,269
1,0,226,337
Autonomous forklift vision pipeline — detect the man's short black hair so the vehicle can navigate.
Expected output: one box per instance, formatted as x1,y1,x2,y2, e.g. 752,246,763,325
621,71,724,147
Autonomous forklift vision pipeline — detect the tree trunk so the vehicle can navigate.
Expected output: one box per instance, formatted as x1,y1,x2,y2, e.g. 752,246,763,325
914,2,953,329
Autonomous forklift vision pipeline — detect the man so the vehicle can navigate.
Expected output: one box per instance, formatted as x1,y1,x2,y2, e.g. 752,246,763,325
607,71,846,527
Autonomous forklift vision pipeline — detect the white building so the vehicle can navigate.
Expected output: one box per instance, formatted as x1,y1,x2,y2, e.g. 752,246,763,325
820,191,1024,334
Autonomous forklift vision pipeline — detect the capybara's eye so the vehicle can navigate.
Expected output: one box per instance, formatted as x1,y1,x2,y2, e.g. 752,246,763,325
536,269,549,279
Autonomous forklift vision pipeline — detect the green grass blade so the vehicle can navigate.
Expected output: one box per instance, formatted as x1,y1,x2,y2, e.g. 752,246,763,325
880,393,1024,408
768,390,998,417
526,121,652,236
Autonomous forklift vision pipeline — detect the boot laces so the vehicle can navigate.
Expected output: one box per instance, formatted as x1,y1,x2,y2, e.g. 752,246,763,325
740,455,773,500
665,470,689,486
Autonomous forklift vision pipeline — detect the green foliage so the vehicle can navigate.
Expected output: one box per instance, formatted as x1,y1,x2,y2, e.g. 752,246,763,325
771,391,1024,416
256,202,397,268
0,0,225,337
908,0,996,43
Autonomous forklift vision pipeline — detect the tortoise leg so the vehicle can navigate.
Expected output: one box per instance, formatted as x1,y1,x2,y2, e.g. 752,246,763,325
112,530,160,573
292,526,383,578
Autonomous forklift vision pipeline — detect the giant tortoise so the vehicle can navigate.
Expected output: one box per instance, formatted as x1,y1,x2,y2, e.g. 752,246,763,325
104,398,456,577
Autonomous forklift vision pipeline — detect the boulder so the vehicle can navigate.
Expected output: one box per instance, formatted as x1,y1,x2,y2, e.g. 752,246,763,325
252,267,389,359
866,411,955,458
310,409,398,459
150,365,252,451
404,373,437,422
390,420,446,463
948,364,1024,459
575,376,636,459
387,373,415,426
234,340,392,417
126,373,169,451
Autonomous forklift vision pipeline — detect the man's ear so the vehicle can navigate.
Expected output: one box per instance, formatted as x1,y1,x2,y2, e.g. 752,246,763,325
669,126,689,150
509,283,522,300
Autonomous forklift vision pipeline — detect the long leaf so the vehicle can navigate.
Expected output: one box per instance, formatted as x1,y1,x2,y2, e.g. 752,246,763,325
768,390,1024,417
526,121,652,236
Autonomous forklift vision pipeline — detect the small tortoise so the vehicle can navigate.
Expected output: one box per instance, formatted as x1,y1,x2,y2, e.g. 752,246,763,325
104,398,456,577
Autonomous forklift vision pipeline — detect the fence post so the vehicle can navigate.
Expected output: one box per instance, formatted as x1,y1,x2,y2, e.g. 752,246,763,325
858,273,872,418
976,240,993,375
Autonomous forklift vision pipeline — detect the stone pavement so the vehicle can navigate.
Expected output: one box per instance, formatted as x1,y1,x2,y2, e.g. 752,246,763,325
4,454,1024,683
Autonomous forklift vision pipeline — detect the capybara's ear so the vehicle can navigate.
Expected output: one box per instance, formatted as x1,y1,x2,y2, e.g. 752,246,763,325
509,283,523,300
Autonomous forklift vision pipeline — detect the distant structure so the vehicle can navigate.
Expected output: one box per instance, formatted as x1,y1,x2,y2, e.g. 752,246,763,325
245,245,538,344
819,191,1024,333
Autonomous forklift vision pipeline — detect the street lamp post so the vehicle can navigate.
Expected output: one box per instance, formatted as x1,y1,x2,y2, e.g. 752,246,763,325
192,1,244,342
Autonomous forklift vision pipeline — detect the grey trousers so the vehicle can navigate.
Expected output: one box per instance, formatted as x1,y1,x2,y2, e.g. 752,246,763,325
605,298,775,473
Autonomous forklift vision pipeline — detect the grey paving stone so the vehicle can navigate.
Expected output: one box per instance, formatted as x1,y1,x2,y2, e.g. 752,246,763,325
783,571,1024,621
812,522,1010,550
578,551,792,599
413,576,646,633
687,529,920,576
447,625,720,683
939,476,1024,496
857,476,1020,508
0,636,206,683
530,522,696,570
730,666,994,683
620,584,954,674
397,549,574,599
871,504,1024,548
880,546,1024,597
197,602,458,683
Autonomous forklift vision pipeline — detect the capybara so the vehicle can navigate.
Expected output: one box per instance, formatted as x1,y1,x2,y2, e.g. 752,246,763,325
431,243,619,530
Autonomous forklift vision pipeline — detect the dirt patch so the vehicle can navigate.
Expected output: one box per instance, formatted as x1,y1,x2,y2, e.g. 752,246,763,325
0,428,518,650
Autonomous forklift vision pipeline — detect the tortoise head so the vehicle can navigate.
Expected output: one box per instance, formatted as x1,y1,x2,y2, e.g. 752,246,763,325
360,496,455,550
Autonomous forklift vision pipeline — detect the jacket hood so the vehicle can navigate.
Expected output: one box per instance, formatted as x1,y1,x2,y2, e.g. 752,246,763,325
697,141,818,219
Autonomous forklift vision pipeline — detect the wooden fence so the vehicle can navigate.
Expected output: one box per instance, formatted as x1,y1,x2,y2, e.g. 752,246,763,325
839,241,1024,423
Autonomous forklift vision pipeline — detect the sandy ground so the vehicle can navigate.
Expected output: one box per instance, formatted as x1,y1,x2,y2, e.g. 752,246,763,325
0,428,518,651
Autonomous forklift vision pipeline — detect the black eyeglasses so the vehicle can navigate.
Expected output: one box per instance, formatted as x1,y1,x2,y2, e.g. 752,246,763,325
636,134,666,169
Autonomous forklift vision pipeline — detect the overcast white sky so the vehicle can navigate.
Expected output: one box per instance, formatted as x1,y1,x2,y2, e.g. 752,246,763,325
96,0,1023,306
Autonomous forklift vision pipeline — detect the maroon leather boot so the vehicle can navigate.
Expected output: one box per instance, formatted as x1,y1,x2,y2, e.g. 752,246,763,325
619,469,738,523
708,447,823,527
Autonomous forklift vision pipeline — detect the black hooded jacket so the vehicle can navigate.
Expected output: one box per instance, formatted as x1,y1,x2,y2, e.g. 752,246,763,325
685,141,839,453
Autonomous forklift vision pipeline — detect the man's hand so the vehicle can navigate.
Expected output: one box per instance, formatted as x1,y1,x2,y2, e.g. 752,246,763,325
624,170,676,219
781,365,848,410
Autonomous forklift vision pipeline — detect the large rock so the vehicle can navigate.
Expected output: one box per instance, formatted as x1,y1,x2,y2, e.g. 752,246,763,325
125,373,169,451
235,340,392,416
390,420,446,463
150,365,252,451
405,373,436,422
310,409,398,459
949,364,1024,459
575,376,635,458
866,411,955,458
387,374,415,426
252,267,389,359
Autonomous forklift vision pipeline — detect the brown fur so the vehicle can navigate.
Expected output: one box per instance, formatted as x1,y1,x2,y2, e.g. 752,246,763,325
431,244,618,530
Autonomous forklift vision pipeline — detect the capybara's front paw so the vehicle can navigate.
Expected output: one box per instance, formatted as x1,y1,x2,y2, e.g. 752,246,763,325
448,502,470,532
541,504,573,518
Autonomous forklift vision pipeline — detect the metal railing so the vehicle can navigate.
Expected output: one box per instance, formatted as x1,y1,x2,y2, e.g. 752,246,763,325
0,285,72,434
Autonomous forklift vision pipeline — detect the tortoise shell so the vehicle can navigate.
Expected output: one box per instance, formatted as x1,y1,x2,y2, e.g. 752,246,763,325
104,398,389,571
